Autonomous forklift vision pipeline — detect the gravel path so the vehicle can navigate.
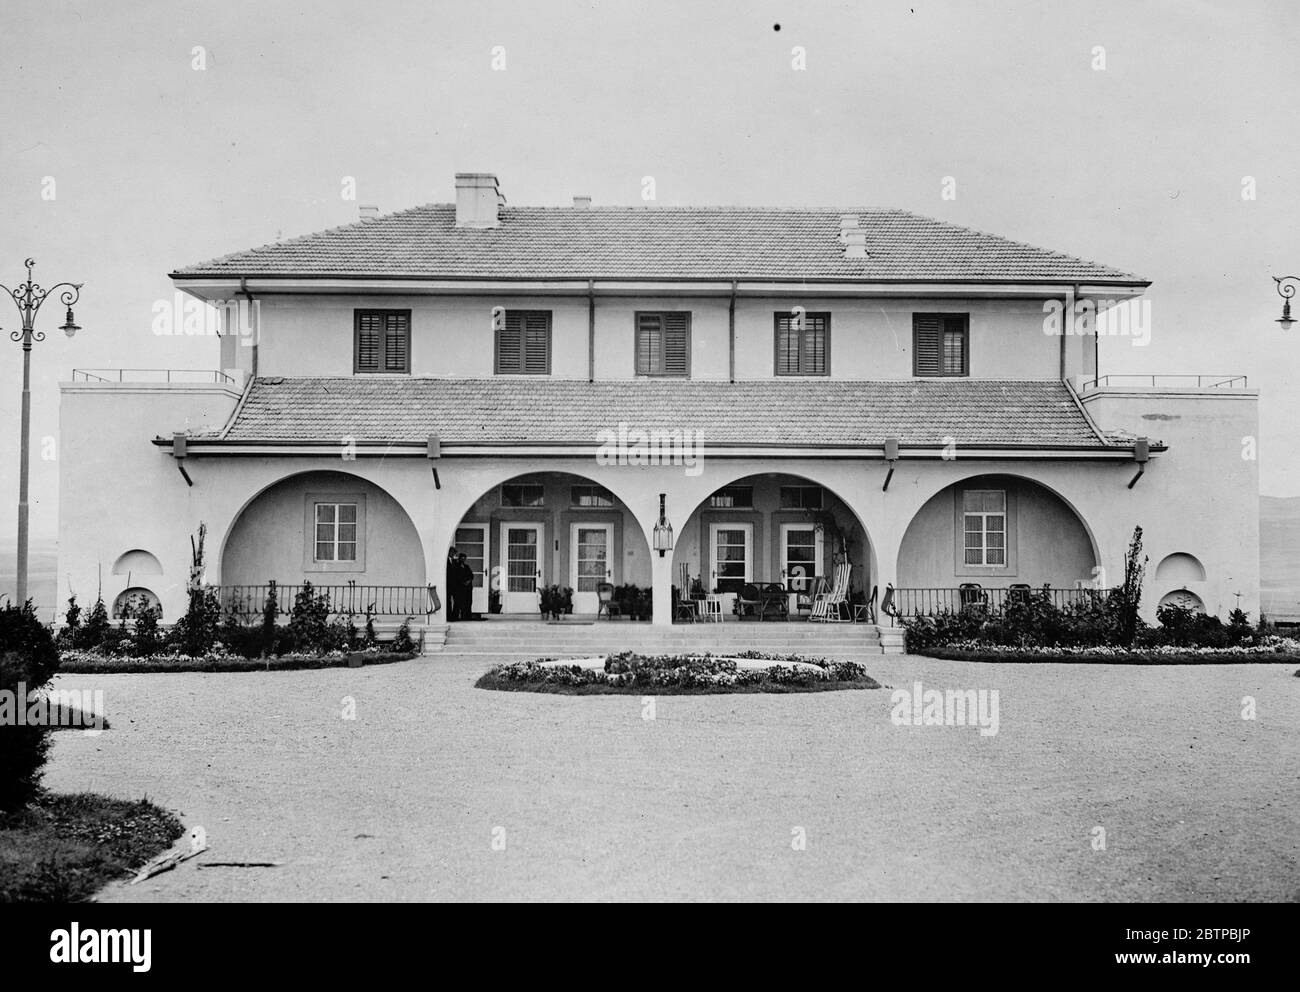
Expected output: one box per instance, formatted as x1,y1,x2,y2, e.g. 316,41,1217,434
42,655,1300,902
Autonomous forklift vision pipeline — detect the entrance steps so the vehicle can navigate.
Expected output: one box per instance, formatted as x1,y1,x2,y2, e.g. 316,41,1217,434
429,619,900,658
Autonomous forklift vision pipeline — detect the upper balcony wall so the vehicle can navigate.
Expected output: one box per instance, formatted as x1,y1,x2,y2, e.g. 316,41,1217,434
250,293,1074,381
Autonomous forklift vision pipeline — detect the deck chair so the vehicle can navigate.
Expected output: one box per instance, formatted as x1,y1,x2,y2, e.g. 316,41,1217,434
809,563,851,622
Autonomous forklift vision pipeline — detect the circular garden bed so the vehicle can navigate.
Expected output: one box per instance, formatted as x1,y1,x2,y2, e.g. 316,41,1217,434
475,651,880,695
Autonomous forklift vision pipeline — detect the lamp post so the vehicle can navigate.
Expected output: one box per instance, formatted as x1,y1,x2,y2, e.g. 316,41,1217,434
1273,276,1298,330
1,259,82,605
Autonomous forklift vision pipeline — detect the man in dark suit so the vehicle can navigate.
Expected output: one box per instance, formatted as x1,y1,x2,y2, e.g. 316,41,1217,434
454,552,475,620
446,546,459,621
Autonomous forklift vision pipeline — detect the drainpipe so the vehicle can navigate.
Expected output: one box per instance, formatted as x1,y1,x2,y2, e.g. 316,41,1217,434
1059,283,1076,381
728,280,737,383
240,277,258,379
587,279,595,383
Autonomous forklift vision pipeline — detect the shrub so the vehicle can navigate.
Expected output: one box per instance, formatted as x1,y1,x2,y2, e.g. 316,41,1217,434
288,581,332,652
77,596,110,651
391,619,417,654
170,586,221,657
0,602,60,811
131,604,162,657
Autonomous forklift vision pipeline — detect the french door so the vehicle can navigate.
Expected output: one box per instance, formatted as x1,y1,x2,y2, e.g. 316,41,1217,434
454,524,489,614
570,522,613,614
780,523,823,592
499,522,543,613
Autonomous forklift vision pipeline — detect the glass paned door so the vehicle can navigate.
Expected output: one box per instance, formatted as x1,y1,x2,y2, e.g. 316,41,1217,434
781,524,822,592
570,523,613,614
499,522,543,613
455,525,489,613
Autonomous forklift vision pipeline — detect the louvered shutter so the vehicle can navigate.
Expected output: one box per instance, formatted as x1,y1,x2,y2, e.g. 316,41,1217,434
662,313,689,375
776,316,799,374
523,311,550,374
802,319,826,374
498,313,523,373
498,311,550,374
913,316,944,376
383,312,409,372
356,313,381,371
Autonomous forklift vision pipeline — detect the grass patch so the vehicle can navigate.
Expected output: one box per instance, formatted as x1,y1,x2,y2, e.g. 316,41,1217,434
0,792,184,902
58,651,419,674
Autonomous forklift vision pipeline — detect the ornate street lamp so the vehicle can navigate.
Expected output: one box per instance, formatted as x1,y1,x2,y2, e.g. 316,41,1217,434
1273,275,1297,330
652,493,674,557
1,259,83,605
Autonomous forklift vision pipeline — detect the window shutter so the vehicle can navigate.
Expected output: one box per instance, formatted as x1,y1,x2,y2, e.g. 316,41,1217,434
498,313,523,373
523,311,550,374
801,316,826,374
663,314,689,376
356,313,381,371
914,316,943,375
383,312,409,372
776,317,798,374
498,311,550,374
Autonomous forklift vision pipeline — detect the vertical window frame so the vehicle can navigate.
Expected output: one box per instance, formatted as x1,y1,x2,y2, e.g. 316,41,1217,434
494,310,553,375
634,311,692,377
912,313,969,377
353,309,412,374
774,311,831,376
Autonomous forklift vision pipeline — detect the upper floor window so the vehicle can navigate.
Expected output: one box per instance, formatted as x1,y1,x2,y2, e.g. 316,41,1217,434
709,485,753,509
571,484,614,508
495,310,552,375
962,490,1006,567
635,312,690,376
775,311,829,375
501,483,545,507
913,314,969,377
779,485,824,509
354,310,410,373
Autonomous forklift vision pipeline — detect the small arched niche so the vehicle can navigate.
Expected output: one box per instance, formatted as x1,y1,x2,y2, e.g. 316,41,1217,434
112,549,163,577
1158,588,1205,614
113,587,162,619
1154,552,1206,585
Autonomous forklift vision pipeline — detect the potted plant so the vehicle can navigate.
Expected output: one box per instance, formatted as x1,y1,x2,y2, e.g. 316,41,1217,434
488,589,502,614
539,585,574,620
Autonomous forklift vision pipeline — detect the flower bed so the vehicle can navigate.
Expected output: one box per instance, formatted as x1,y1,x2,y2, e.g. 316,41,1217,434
58,646,419,674
476,651,880,694
922,638,1300,665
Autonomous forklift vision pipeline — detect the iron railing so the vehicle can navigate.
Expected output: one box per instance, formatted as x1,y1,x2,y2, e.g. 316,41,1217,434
886,586,1115,618
212,584,437,620
1083,374,1248,391
72,368,235,384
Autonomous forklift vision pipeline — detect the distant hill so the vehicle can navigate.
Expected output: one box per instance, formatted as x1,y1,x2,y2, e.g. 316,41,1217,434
1261,496,1300,620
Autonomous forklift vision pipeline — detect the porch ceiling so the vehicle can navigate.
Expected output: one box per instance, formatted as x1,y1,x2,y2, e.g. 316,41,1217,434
185,376,1117,449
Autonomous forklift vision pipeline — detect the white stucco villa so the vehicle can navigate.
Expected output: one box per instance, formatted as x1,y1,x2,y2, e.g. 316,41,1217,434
57,173,1259,652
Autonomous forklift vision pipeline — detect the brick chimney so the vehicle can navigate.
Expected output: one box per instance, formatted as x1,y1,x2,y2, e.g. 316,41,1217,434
455,173,505,228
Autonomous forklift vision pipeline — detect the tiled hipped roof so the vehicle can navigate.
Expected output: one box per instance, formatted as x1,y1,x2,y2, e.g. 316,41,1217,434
205,377,1111,448
173,206,1142,282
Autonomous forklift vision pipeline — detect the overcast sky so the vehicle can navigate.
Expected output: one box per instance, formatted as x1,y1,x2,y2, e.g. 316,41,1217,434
1,0,1297,539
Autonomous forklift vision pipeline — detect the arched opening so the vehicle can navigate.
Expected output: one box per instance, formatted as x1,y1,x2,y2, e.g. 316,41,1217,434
897,473,1098,594
220,470,426,600
113,587,161,619
447,471,653,619
112,549,163,577
1158,588,1206,614
1155,552,1206,585
670,472,875,621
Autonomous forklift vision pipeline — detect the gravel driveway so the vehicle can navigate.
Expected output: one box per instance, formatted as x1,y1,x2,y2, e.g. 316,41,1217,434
42,655,1300,901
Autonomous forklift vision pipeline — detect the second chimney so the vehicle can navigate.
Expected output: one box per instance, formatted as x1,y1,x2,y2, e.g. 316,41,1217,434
455,173,505,228
841,214,868,259
359,204,379,223
573,195,592,209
